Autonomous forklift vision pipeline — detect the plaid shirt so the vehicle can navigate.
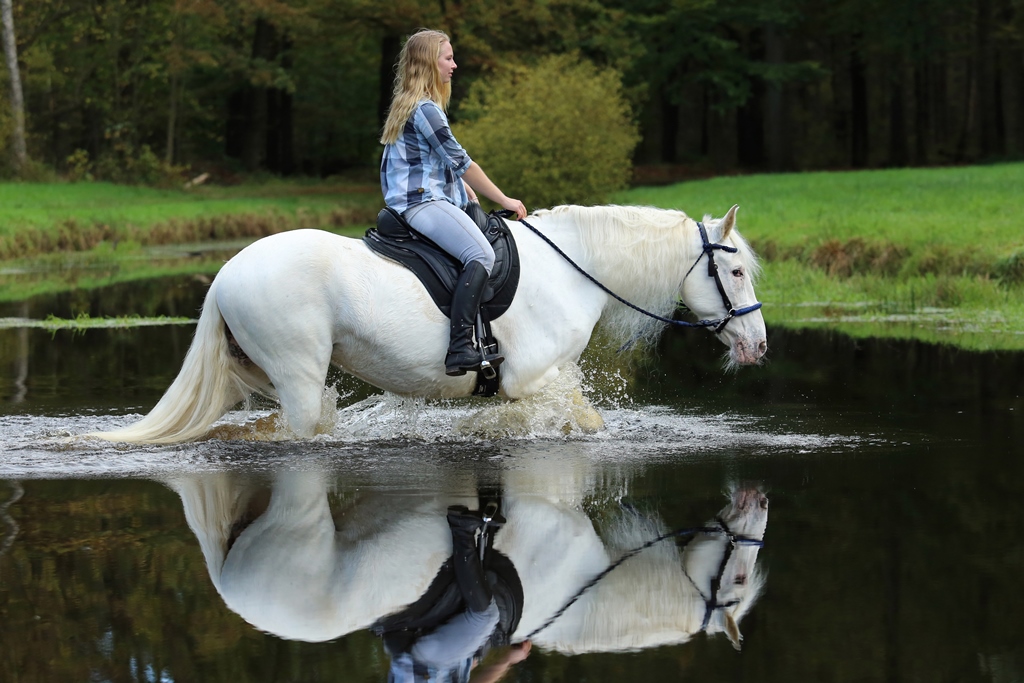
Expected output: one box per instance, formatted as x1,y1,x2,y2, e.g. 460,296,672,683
381,100,472,213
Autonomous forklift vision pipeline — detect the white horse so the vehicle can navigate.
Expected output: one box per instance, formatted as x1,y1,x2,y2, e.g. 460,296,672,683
164,462,768,653
90,204,766,443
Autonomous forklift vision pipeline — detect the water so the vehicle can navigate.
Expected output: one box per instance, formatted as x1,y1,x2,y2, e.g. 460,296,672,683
2,278,1023,682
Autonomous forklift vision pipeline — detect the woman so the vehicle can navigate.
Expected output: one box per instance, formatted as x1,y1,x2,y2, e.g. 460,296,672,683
380,28,527,377
381,504,531,683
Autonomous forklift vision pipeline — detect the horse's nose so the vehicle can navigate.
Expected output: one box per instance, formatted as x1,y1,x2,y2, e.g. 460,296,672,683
756,340,768,358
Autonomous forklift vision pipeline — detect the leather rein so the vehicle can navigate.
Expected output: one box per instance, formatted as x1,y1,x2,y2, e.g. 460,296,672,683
513,213,763,335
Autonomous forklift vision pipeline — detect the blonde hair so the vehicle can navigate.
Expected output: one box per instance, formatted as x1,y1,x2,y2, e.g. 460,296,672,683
380,29,453,145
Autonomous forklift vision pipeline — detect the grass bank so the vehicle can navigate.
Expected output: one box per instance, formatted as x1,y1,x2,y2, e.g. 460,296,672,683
615,162,1024,351
0,179,378,260
3,166,1024,350
619,162,1024,282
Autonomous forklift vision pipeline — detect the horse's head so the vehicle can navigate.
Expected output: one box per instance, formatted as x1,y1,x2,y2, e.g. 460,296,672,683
681,486,768,650
680,206,767,367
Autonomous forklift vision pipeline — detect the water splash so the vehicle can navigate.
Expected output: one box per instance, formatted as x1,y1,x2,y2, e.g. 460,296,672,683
455,364,605,438
0,364,868,478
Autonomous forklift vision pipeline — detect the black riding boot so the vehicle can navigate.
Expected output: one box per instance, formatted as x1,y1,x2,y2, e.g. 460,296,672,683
447,505,493,613
445,261,504,376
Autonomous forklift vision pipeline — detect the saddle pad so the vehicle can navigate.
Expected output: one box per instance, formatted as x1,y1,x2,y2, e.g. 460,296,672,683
363,206,520,320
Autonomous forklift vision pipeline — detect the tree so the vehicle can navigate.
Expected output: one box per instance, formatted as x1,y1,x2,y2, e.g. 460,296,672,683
456,55,640,208
0,0,26,172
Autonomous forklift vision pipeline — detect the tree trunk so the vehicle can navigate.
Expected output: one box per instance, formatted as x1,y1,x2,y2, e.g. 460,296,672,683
378,33,402,129
266,87,295,174
974,0,1000,157
850,44,870,168
912,63,931,163
165,72,178,164
660,94,679,163
999,0,1023,157
736,87,765,168
956,61,975,161
0,0,27,172
763,22,789,170
888,59,909,166
1003,45,1023,156
239,19,277,171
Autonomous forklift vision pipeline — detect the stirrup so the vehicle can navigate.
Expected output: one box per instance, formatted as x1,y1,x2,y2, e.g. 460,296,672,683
481,500,506,527
478,356,504,380
445,351,503,377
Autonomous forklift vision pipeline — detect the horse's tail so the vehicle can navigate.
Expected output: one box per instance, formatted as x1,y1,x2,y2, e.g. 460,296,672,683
158,472,262,593
88,282,263,444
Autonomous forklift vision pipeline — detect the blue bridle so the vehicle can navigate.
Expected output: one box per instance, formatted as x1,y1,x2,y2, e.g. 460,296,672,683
684,221,764,334
515,215,763,336
523,514,765,640
680,516,766,632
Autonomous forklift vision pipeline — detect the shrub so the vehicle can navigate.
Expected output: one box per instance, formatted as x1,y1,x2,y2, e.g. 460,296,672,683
994,250,1024,285
90,123,187,187
66,149,93,182
455,55,640,209
809,238,909,277
93,142,186,188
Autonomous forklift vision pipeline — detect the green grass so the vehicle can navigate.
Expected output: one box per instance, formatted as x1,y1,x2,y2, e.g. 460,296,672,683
3,166,1024,351
757,260,1024,351
0,179,378,228
0,179,380,259
0,312,195,331
0,233,367,303
614,162,1024,351
0,244,232,303
0,178,375,301
617,162,1024,281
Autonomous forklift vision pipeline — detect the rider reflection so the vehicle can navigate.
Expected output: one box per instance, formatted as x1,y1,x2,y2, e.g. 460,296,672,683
378,504,530,683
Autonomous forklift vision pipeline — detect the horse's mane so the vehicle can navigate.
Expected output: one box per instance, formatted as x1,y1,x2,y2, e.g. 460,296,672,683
534,205,759,349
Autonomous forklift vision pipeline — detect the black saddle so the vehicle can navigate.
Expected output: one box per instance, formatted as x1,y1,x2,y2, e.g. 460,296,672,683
372,497,524,655
363,203,520,320
373,548,524,655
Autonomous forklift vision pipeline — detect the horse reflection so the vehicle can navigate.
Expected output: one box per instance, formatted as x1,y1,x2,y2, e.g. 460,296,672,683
165,467,767,657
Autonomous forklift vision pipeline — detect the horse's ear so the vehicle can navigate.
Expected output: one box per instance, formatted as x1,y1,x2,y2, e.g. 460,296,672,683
720,205,740,240
725,613,743,651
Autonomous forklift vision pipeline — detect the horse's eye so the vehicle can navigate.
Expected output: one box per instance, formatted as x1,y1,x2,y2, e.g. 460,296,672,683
734,574,747,585
732,268,743,278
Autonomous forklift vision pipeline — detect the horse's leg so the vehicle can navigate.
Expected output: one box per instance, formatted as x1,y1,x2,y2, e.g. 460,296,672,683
220,302,335,438
264,338,334,438
568,387,604,433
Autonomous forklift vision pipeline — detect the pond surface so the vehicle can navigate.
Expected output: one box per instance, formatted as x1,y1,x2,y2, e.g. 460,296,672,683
2,278,1024,682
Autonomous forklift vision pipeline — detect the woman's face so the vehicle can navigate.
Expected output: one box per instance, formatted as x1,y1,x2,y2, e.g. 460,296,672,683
436,41,456,84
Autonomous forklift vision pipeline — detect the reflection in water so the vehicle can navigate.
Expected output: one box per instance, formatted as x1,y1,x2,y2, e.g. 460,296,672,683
166,459,767,675
9,303,28,404
5,311,1024,682
0,480,23,557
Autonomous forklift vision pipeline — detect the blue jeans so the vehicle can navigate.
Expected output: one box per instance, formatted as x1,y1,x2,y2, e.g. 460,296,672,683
403,200,495,274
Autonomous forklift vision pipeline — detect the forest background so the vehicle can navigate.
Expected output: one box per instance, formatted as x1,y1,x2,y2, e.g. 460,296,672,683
2,0,1024,353
2,0,1022,185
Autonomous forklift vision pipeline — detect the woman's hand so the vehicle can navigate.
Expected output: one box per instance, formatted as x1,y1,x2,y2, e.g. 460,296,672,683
501,197,527,219
462,163,527,219
503,640,532,664
469,641,532,683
